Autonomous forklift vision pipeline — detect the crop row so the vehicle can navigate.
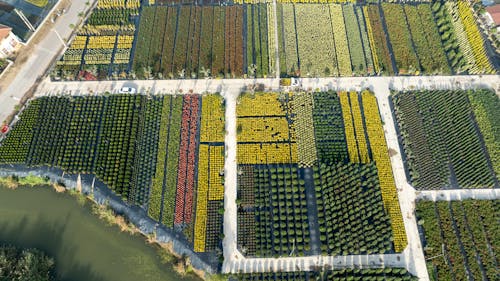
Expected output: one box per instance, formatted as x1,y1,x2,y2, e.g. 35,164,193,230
0,96,162,204
314,162,394,255
456,1,495,74
174,95,201,225
290,92,317,167
466,90,499,176
97,0,140,9
134,5,267,79
193,144,225,252
250,164,311,257
236,93,286,117
417,200,498,281
200,95,225,143
208,146,225,201
237,117,290,143
311,91,348,164
238,143,298,165
392,90,498,190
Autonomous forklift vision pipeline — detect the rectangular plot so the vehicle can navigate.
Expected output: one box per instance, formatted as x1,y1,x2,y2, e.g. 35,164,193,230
329,4,351,76
295,4,337,77
343,5,367,75
237,143,297,164
237,117,290,143
237,92,285,117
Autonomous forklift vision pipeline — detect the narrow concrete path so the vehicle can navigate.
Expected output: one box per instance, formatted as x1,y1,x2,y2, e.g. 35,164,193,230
416,189,500,201
300,167,321,256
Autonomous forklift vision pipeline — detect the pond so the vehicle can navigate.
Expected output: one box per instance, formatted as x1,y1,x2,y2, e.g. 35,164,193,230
0,184,201,281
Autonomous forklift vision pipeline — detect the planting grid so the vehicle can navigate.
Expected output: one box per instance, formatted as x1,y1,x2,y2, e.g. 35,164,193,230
416,200,499,281
391,87,500,281
52,1,497,81
0,84,499,279
392,89,499,190
55,0,141,80
0,93,226,256
235,91,407,258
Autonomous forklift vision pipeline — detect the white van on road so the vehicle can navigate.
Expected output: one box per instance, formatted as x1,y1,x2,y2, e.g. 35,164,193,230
118,87,137,94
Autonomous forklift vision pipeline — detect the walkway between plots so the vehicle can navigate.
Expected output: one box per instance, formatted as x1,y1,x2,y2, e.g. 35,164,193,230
226,253,406,273
301,167,321,256
416,189,500,201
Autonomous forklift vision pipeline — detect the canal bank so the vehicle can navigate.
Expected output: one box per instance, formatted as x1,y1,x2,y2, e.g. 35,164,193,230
0,182,203,281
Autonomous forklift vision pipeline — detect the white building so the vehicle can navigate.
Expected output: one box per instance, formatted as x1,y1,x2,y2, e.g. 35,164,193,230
0,24,21,59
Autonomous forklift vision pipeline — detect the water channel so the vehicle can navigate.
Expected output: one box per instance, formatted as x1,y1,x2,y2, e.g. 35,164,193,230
0,184,201,281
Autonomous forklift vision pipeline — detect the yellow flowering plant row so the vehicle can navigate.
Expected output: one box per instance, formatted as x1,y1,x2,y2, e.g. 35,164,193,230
208,146,225,201
69,36,87,49
200,95,225,143
194,145,209,252
349,91,370,163
87,35,117,49
116,35,134,49
237,117,291,143
339,92,359,163
113,49,131,64
361,91,407,252
237,92,285,117
79,24,135,36
456,1,495,74
237,143,297,164
329,4,351,76
97,0,140,9
84,49,113,65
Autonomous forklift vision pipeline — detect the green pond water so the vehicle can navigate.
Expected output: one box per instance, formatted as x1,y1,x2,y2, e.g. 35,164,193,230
0,184,201,281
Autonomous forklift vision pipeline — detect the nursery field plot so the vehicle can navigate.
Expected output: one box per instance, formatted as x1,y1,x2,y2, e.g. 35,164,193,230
416,200,499,281
0,93,226,256
236,91,407,258
53,1,497,81
133,4,268,79
278,3,375,77
54,1,139,80
392,89,499,190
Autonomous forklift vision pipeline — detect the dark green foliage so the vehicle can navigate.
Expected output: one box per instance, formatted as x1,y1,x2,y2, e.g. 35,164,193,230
315,162,394,255
392,90,497,190
0,95,164,205
238,164,311,257
0,245,57,281
416,200,499,281
312,91,348,164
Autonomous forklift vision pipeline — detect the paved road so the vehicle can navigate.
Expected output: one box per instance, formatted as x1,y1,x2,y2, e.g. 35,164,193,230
32,75,499,100
416,189,500,201
371,81,428,280
0,0,97,124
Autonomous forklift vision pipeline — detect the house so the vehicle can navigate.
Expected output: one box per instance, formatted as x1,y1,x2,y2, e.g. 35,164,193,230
0,24,21,58
485,4,500,27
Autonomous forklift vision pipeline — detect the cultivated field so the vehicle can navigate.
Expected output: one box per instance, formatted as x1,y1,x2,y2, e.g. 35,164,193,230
416,200,499,281
52,1,497,80
0,93,226,255
235,91,407,258
392,89,499,190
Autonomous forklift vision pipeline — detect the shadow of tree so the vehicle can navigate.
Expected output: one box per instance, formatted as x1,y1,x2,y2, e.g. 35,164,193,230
0,213,106,281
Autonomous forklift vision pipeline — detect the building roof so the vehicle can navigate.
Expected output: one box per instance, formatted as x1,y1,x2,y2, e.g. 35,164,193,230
0,24,12,42
486,4,500,25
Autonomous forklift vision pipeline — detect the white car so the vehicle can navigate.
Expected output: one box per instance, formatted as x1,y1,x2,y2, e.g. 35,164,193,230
118,87,137,94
